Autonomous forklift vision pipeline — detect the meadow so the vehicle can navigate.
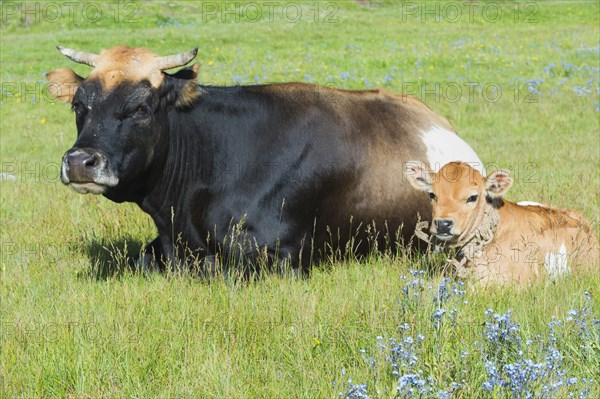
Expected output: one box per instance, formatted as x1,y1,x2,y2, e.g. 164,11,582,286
1,0,599,397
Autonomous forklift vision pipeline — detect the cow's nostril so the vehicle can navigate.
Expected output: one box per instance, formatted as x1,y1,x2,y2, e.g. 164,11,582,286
63,148,108,184
84,154,100,168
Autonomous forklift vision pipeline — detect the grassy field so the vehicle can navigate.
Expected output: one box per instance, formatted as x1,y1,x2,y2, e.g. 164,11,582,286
1,0,599,397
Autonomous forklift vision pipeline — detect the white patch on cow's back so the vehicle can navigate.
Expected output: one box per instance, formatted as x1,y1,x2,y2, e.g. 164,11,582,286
421,125,485,175
544,242,569,280
517,201,544,207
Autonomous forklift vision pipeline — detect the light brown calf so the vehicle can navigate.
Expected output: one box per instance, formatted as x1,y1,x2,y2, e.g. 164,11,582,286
405,161,598,284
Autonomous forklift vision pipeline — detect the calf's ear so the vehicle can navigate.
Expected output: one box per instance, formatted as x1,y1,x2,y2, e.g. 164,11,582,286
405,160,433,192
161,63,200,108
46,68,83,103
484,170,513,198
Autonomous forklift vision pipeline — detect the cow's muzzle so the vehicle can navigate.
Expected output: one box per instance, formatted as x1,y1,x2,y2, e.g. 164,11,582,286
432,219,455,241
61,148,118,194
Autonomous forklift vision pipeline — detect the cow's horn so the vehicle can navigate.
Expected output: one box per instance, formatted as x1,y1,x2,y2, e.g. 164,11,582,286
56,45,99,67
157,47,199,70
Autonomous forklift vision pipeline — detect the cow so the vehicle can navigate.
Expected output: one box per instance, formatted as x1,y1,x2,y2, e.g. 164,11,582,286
405,161,598,284
46,44,485,275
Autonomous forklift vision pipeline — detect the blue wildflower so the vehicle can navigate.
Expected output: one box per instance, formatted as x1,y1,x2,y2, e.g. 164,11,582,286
483,309,522,355
544,63,556,75
527,79,542,95
584,291,591,301
341,383,370,399
434,278,451,305
573,85,591,96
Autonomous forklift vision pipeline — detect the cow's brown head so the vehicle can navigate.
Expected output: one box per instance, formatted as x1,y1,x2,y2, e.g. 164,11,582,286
405,161,512,243
46,45,200,200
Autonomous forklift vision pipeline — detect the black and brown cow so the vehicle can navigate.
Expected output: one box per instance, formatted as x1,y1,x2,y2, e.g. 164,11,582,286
47,45,484,274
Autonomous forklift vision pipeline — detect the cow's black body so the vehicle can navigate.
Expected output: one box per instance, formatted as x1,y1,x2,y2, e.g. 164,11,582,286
103,83,432,271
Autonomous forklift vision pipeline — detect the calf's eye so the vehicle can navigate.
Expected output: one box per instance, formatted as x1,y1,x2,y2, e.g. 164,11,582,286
466,194,478,203
428,192,437,201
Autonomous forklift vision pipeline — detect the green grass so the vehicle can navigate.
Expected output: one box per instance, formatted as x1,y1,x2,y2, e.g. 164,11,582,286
1,1,599,397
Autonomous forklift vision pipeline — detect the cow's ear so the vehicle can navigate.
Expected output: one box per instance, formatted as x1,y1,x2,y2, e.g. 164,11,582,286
46,68,83,103
405,160,433,192
161,63,200,108
484,170,513,198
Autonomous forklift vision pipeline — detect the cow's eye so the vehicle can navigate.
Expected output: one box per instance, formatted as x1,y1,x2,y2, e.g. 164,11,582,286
428,192,437,201
71,100,85,114
130,104,150,119
466,194,478,203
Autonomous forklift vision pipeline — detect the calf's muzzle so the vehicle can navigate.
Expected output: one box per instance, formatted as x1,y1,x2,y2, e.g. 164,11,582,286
434,219,454,235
